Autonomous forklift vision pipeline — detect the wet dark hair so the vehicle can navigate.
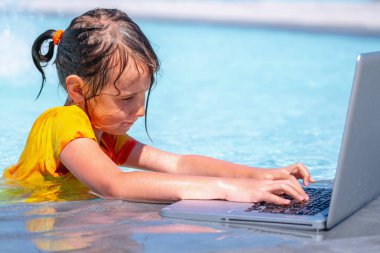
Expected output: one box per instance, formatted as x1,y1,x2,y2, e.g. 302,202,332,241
31,8,160,138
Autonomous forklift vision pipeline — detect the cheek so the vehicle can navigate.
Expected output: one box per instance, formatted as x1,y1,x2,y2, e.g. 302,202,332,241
89,100,127,126
120,99,142,116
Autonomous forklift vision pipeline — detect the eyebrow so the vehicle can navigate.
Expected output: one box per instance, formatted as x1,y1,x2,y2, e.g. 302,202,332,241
121,92,139,98
119,87,149,97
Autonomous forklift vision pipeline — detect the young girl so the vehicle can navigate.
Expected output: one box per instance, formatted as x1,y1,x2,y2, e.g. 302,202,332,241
3,8,315,204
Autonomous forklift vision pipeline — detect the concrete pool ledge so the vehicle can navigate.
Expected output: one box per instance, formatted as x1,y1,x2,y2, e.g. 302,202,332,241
1,188,380,252
6,0,380,37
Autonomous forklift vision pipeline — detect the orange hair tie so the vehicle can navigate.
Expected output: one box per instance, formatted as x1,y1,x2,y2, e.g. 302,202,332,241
52,30,64,45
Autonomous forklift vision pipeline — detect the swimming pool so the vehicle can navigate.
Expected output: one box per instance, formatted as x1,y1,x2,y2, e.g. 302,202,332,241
1,12,380,196
2,7,380,253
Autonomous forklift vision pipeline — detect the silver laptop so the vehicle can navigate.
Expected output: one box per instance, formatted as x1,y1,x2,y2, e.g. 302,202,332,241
160,51,380,231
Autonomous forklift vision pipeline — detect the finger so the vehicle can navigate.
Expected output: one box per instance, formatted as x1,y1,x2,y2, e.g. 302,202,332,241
273,190,285,195
269,181,305,202
288,176,309,201
293,163,312,187
288,175,303,191
286,165,302,179
262,192,291,205
303,173,310,187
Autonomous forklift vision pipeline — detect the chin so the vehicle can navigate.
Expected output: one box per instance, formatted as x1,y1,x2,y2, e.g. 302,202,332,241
98,123,132,136
96,127,124,136
113,127,132,135
108,129,129,135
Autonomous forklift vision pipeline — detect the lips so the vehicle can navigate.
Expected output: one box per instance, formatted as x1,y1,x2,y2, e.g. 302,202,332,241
121,121,135,127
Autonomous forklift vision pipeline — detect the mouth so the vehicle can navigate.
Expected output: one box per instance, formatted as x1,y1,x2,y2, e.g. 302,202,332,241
122,121,135,127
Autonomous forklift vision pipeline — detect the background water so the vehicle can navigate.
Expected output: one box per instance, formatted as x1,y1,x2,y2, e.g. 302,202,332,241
1,12,380,188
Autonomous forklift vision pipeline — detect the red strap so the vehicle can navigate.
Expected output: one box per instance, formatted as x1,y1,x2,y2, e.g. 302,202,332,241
115,138,137,165
100,134,137,165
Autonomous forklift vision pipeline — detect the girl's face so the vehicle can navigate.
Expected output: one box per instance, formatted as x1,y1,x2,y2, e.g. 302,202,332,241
86,62,151,136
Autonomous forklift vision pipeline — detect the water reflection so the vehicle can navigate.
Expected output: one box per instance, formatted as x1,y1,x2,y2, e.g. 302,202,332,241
24,201,221,252
26,206,110,252
0,175,97,204
1,196,378,252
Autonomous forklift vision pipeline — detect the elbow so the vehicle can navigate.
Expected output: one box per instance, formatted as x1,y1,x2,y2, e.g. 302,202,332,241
97,188,118,200
91,186,117,200
91,173,123,200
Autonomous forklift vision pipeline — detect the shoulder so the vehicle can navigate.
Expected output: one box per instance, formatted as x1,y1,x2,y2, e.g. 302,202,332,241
39,105,89,123
35,105,96,142
35,105,92,131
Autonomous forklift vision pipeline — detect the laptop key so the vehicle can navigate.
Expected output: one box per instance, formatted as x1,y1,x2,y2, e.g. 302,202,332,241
245,187,332,215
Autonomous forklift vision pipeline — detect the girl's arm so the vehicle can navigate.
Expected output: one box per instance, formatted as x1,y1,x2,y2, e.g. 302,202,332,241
60,138,308,204
124,141,315,188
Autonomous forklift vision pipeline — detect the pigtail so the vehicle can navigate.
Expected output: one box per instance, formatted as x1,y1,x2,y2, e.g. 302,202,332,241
31,29,56,100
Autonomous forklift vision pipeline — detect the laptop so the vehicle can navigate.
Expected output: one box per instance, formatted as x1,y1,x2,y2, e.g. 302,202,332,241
160,51,380,231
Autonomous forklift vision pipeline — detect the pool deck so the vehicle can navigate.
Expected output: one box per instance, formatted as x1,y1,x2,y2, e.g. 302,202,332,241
2,0,380,252
2,182,380,252
6,0,380,37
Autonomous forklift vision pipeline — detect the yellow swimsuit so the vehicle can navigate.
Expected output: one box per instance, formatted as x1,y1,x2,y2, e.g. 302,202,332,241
1,105,136,202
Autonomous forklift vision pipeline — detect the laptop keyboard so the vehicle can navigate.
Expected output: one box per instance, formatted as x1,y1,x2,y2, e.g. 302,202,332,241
245,187,332,216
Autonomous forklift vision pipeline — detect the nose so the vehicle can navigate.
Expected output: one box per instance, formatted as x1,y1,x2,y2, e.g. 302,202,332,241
135,105,145,118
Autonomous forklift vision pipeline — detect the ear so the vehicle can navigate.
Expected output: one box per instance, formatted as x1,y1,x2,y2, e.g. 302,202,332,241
66,75,86,107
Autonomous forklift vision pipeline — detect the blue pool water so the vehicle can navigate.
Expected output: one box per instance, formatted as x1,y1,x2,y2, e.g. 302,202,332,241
1,12,380,197
2,8,380,253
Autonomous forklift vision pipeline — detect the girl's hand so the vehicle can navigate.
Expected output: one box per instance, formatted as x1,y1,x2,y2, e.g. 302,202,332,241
221,177,309,205
275,163,315,187
266,163,316,187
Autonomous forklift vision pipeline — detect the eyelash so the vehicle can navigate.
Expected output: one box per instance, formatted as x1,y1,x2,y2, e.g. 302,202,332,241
122,96,134,102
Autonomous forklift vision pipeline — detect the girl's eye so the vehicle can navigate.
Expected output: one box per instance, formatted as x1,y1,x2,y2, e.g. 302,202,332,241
122,96,134,102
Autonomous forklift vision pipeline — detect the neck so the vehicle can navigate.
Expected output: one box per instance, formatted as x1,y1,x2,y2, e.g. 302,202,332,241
64,96,100,142
93,128,103,143
64,96,101,143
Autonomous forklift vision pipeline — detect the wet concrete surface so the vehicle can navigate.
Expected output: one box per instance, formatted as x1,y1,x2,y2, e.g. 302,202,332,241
0,184,379,252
